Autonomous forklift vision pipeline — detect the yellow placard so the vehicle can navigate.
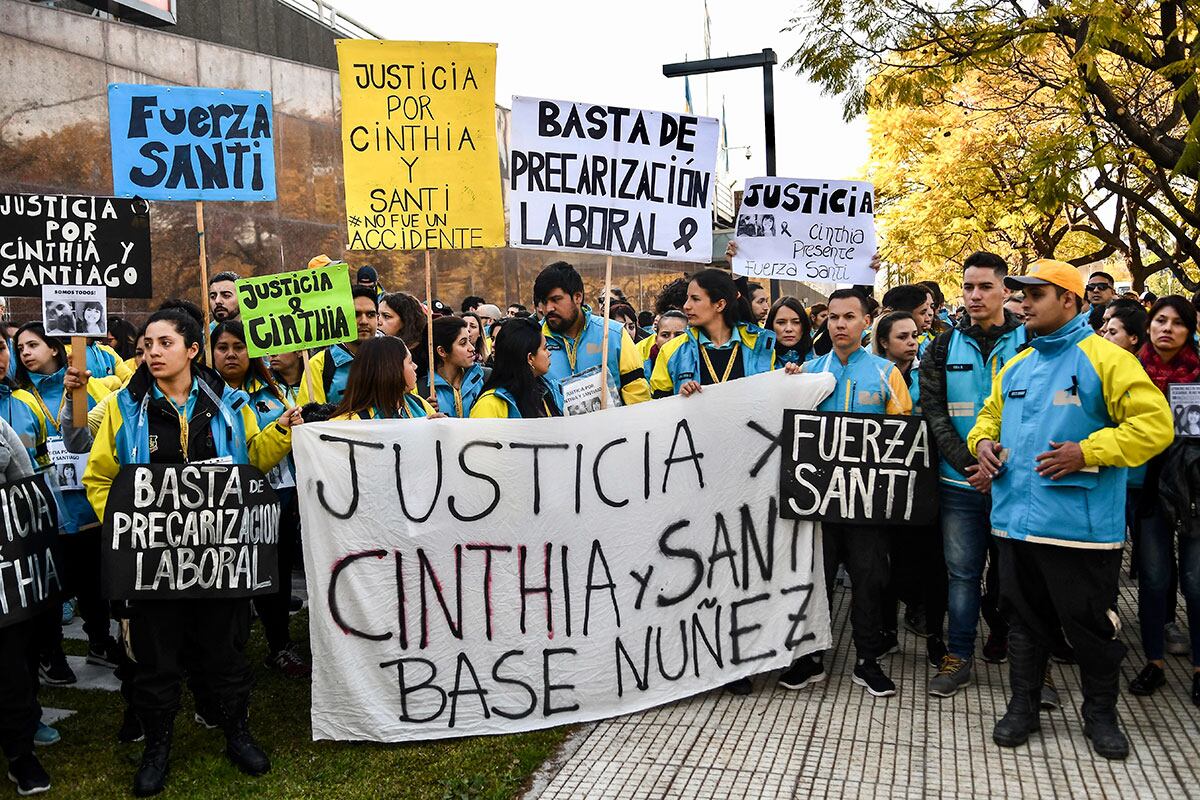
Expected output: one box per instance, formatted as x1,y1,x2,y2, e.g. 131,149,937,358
336,40,505,251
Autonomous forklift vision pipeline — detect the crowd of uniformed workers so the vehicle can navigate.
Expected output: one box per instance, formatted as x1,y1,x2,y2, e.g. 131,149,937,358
0,252,1196,796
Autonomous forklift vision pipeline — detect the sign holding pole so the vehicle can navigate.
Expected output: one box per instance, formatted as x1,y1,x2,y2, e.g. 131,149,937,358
599,255,613,409
41,283,108,428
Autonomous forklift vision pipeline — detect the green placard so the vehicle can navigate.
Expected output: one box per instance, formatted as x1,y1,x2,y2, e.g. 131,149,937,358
237,263,356,358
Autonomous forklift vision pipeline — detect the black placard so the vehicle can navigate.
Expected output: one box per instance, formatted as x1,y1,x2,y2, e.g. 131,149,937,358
101,464,280,600
779,410,938,525
0,474,62,629
0,193,152,298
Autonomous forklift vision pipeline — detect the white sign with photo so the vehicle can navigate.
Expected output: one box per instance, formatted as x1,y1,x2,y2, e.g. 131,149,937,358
1168,383,1200,438
48,438,88,491
731,177,877,285
560,366,620,416
41,284,107,337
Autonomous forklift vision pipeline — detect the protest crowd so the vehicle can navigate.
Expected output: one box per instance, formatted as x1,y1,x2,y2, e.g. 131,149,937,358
0,249,1195,796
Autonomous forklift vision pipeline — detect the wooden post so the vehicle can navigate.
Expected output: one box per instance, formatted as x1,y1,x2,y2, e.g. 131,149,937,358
599,255,614,410
69,336,87,427
424,250,435,397
196,201,210,335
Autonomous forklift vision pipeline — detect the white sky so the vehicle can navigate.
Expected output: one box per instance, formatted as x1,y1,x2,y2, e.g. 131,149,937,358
332,0,869,188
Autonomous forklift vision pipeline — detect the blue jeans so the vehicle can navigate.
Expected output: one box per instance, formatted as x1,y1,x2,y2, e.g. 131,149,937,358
1136,502,1200,666
940,485,991,659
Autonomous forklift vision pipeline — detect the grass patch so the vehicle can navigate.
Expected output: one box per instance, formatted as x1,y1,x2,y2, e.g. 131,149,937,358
38,611,568,799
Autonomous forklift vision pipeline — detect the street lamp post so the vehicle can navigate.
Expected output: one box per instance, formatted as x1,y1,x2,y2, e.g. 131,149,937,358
663,48,780,299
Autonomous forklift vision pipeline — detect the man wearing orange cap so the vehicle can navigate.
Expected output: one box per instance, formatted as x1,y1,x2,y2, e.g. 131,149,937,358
967,259,1173,760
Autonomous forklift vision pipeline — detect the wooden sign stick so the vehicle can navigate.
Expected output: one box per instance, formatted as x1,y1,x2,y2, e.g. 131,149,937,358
599,255,614,410
70,336,88,428
425,249,435,398
196,200,211,335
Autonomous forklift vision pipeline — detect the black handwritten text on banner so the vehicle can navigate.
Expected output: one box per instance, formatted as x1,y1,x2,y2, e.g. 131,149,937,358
0,474,61,630
779,410,938,525
101,464,280,600
295,371,836,741
0,193,152,298
509,97,719,262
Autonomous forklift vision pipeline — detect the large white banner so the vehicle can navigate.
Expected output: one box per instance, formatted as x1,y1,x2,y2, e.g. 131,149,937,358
732,177,877,285
295,371,835,742
508,95,719,262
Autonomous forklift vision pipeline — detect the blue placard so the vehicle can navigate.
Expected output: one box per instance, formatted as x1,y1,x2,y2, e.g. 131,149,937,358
107,83,276,202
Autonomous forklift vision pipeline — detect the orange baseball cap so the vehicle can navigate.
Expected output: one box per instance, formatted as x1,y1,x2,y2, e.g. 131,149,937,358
1004,259,1084,298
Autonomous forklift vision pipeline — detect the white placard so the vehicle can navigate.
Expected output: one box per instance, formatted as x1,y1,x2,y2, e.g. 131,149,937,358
732,177,877,285
509,96,719,262
47,438,88,491
560,366,619,415
1168,383,1200,437
295,370,836,742
41,284,108,337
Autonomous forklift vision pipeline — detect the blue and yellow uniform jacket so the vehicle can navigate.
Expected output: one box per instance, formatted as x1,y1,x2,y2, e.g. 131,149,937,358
650,324,776,396
420,364,486,418
543,309,650,406
83,364,292,521
297,343,355,406
968,314,1172,548
801,346,912,415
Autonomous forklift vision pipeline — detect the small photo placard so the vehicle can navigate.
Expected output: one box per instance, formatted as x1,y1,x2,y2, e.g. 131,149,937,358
42,285,107,337
1168,383,1200,438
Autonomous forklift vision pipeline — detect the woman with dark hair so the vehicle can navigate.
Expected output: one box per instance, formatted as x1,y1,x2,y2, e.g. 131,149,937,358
418,316,485,418
106,316,140,362
766,297,814,366
378,291,427,351
210,321,309,678
1132,295,1200,704
14,322,116,686
873,311,921,403
608,302,645,342
77,302,105,336
461,311,489,364
470,317,563,419
650,269,778,398
1100,304,1148,354
83,308,299,795
332,336,435,420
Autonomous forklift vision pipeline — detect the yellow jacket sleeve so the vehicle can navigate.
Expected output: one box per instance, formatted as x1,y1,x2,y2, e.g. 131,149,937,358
241,404,292,473
885,366,913,415
87,392,115,437
469,392,511,419
1077,339,1174,467
83,399,124,521
637,334,655,363
618,328,651,405
650,334,688,397
296,350,327,406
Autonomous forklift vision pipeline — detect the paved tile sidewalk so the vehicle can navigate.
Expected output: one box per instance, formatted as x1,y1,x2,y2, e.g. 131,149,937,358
528,574,1199,799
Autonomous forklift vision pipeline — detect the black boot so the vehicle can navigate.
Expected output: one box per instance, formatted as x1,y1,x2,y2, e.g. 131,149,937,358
993,627,1043,747
220,699,271,777
1082,703,1129,760
132,712,175,797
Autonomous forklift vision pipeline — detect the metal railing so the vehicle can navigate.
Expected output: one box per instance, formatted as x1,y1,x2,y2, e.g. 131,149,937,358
276,0,380,40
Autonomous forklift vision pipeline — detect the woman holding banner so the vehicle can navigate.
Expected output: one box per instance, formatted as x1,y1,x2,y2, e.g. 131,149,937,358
417,316,485,418
0,417,51,795
471,318,564,419
14,323,118,686
649,269,779,400
82,308,299,797
767,297,815,366
211,321,309,679
331,336,437,420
